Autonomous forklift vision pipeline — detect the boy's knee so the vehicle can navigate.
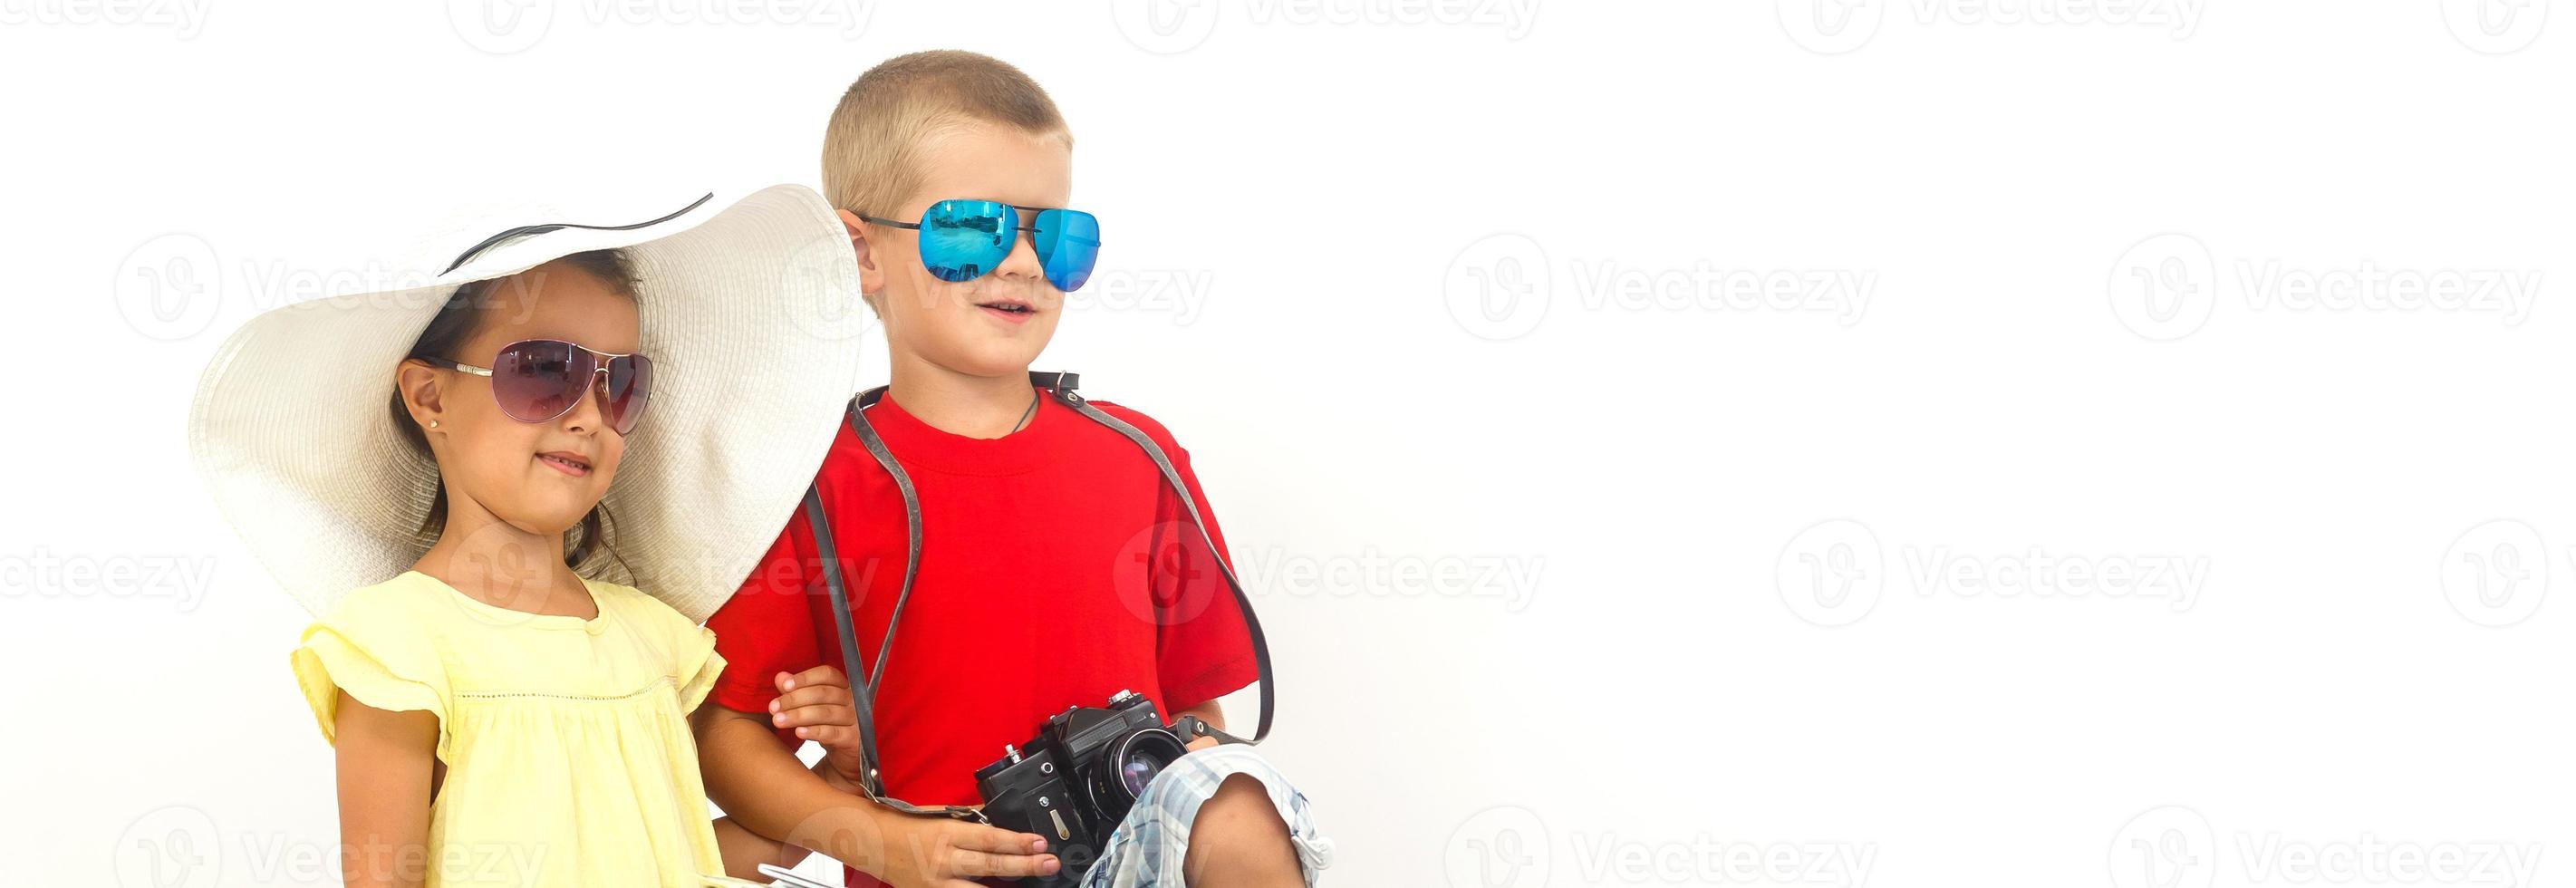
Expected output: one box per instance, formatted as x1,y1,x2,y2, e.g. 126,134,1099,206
1192,774,1289,841
1181,774,1302,885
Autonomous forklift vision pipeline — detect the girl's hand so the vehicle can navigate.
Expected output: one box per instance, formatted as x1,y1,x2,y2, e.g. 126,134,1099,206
767,666,867,789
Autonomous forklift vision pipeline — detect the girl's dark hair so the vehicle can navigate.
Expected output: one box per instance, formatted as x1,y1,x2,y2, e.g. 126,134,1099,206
388,249,641,574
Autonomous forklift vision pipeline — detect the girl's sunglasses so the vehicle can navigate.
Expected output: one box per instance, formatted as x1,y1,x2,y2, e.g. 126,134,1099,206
426,339,653,435
862,199,1101,293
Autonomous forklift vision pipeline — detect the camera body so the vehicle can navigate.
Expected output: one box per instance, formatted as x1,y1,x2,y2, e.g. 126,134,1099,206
975,690,1193,885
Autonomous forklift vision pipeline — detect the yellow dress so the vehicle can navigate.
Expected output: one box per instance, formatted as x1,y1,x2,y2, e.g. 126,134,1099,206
291,571,735,887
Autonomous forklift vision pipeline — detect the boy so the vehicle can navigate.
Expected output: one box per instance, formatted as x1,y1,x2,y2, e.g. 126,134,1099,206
692,51,1328,888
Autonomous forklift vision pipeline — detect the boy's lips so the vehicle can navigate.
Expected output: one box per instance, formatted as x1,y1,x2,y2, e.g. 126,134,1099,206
537,451,592,477
975,297,1038,324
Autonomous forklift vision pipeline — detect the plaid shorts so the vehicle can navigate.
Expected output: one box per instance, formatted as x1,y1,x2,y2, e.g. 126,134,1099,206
1078,745,1333,887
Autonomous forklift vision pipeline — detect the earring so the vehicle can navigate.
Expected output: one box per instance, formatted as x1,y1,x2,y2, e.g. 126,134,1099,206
429,420,440,430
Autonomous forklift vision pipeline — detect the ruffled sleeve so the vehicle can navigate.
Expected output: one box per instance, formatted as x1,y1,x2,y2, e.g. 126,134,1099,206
676,624,727,715
592,579,729,714
289,589,453,759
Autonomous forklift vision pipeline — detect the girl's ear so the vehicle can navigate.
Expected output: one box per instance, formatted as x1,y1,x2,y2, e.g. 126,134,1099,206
837,208,885,315
396,359,447,433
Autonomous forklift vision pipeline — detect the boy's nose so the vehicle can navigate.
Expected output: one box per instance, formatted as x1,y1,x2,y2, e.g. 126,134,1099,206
992,212,1050,287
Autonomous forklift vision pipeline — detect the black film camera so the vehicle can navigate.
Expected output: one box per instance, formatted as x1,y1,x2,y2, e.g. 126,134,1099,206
975,690,1206,883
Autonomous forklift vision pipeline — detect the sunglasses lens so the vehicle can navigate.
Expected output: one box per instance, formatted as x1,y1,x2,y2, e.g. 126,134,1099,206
604,353,652,435
489,340,591,423
1032,208,1101,293
918,199,1016,283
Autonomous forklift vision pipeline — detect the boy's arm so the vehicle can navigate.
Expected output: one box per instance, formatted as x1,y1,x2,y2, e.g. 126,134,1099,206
694,704,888,874
698,517,867,872
693,704,1064,886
1145,434,1262,723
708,766,878,877
1176,700,1226,751
712,816,803,877
707,663,891,875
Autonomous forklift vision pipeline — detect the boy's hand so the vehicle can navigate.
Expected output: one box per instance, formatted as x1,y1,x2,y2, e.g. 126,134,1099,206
767,666,867,789
874,816,1060,888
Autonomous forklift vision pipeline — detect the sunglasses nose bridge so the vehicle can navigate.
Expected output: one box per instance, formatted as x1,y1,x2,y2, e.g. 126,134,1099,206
541,358,616,432
991,211,1049,284
585,363,617,420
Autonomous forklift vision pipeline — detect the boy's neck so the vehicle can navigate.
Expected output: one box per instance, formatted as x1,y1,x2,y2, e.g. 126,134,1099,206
886,353,1039,439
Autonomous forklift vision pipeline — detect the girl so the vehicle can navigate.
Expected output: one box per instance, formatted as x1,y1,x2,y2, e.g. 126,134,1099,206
189,187,873,886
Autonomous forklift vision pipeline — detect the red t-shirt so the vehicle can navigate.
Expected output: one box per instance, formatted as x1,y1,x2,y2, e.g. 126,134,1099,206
703,390,1259,885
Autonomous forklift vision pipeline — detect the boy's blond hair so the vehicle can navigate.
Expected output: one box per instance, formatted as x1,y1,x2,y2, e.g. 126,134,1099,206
821,50,1071,218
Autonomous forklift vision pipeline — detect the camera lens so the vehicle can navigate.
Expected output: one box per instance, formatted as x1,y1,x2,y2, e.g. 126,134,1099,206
1119,755,1159,796
1087,728,1187,819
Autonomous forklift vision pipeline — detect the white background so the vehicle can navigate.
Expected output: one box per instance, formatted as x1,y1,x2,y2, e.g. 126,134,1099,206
4,2,2573,886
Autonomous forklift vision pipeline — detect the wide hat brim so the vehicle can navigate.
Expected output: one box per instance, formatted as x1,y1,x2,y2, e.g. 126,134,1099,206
188,184,870,621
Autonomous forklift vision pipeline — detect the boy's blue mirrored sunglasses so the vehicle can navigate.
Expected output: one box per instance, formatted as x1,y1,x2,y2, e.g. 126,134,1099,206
861,199,1101,293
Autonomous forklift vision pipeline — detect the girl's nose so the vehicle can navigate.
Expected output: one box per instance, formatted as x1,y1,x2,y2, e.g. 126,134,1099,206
559,369,613,433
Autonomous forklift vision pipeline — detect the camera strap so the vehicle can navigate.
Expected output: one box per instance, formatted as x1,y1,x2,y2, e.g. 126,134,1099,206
801,464,979,822
797,371,1273,820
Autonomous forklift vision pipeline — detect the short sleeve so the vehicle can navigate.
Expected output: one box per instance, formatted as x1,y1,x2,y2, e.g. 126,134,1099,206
289,593,453,759
676,625,728,715
1150,442,1261,713
702,513,824,717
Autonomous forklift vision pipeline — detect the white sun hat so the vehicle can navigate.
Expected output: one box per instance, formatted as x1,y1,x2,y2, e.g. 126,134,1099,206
188,184,870,622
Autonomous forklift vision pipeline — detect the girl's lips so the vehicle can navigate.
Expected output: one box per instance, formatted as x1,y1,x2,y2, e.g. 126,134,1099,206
978,304,1037,324
537,452,591,477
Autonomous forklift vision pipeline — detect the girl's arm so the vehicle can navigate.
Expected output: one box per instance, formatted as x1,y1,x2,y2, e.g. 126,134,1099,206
333,690,440,888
